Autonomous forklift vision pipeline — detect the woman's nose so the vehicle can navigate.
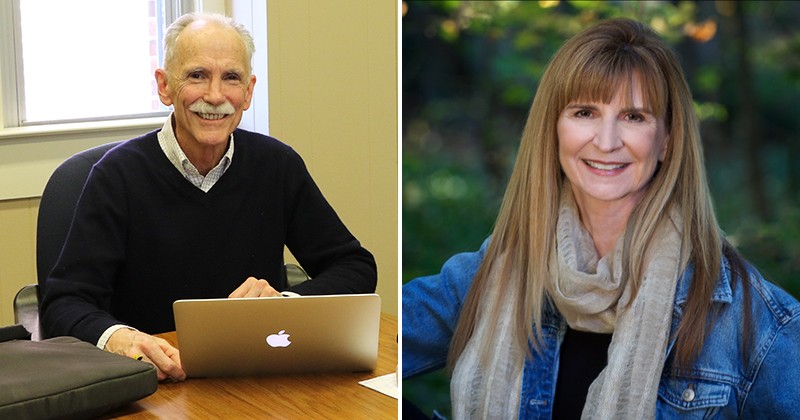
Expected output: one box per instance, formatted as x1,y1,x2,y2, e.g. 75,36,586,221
593,120,623,152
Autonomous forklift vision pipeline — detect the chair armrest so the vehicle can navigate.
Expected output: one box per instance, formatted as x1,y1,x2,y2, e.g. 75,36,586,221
13,284,40,340
284,263,310,288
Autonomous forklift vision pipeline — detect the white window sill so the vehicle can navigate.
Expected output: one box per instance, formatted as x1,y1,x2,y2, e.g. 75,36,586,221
0,116,165,141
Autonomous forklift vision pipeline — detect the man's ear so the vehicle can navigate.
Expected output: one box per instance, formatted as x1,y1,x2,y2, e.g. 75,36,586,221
243,74,257,111
155,69,173,106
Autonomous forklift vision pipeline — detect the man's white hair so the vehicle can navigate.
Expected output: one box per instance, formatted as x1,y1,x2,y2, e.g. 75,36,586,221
163,12,255,74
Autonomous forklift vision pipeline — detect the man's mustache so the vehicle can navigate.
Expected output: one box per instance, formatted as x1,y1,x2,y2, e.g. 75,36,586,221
188,100,235,115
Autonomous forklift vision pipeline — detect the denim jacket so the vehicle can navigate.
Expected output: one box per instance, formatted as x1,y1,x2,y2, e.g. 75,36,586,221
402,239,800,418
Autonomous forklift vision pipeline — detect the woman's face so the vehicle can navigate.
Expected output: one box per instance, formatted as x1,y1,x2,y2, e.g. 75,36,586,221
557,81,668,211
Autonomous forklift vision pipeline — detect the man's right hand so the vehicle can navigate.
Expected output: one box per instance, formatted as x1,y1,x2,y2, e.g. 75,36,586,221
105,328,186,381
229,276,282,298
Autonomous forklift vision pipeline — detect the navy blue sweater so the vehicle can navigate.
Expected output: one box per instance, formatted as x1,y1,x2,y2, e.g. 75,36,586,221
41,129,377,343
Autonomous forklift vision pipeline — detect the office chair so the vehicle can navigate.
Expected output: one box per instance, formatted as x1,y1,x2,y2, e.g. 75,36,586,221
12,141,122,340
13,140,310,340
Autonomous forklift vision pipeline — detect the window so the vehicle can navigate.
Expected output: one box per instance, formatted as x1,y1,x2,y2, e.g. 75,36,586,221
1,0,191,126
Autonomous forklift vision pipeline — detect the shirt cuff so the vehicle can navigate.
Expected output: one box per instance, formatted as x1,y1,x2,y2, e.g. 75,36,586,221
97,324,136,350
281,291,301,297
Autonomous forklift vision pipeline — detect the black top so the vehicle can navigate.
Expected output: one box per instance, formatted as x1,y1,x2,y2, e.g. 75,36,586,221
41,129,377,342
553,327,613,419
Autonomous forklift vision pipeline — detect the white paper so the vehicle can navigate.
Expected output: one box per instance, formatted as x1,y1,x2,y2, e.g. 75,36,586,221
359,373,398,399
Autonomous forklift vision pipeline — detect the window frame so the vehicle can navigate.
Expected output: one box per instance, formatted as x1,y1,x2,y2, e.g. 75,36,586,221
0,0,24,129
0,0,195,129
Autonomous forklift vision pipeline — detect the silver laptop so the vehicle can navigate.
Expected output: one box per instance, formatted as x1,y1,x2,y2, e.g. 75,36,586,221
173,294,381,377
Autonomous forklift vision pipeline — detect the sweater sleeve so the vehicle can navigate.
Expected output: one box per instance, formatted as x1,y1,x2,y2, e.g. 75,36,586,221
281,151,377,296
40,164,128,344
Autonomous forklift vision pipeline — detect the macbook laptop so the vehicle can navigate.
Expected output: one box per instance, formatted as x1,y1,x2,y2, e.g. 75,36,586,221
173,293,381,377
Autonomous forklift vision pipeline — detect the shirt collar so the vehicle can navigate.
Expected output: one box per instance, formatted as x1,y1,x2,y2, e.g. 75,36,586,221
157,113,235,181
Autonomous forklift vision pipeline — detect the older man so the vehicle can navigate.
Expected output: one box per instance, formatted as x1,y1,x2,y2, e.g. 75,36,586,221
41,13,377,381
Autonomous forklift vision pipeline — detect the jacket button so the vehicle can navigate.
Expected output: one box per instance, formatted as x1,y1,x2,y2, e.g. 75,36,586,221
682,388,695,402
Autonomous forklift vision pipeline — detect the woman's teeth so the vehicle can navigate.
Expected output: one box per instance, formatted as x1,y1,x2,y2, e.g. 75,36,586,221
584,160,626,170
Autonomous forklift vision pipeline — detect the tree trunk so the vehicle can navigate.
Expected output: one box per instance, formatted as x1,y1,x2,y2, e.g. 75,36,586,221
732,5,771,222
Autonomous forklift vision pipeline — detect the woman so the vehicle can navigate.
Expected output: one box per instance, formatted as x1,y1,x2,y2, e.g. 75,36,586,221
402,18,800,419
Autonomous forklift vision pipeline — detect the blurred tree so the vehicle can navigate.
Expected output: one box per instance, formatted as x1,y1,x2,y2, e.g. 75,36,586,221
402,1,800,417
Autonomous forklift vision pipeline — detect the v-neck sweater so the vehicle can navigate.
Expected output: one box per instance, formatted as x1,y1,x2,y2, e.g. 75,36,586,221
41,129,377,343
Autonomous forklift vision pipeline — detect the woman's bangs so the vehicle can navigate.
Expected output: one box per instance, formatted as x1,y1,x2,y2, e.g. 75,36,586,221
561,50,667,117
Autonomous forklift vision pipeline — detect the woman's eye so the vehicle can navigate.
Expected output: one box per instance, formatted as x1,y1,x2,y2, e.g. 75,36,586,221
625,113,645,122
574,109,592,118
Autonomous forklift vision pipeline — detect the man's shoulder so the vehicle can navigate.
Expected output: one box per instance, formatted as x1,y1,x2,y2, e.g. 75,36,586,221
233,129,293,152
233,129,305,166
101,130,160,161
104,129,161,157
85,131,172,185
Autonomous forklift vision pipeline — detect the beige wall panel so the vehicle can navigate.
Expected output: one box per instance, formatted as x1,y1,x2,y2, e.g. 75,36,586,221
268,0,398,315
364,0,399,317
0,198,38,325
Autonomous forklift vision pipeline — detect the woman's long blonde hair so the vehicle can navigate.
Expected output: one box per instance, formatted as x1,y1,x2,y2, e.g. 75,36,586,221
448,18,746,373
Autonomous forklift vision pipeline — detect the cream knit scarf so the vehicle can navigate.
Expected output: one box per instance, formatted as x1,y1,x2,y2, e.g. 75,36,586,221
451,191,684,419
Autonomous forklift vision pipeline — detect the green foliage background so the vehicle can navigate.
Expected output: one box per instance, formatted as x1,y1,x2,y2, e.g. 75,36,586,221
402,1,800,417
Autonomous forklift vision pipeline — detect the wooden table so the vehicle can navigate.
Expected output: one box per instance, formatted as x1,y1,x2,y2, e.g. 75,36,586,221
104,314,398,419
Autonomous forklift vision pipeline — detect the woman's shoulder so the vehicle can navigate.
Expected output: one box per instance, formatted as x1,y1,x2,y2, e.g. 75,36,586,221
435,238,490,279
675,256,800,324
736,264,800,414
403,238,490,307
742,264,800,324
670,257,800,377
709,258,800,351
712,260,800,380
659,259,800,415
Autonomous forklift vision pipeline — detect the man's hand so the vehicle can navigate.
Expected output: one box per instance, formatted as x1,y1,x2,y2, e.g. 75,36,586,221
105,328,186,382
229,276,281,298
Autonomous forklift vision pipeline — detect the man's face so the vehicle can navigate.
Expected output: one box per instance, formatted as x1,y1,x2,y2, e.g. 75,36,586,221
156,21,256,154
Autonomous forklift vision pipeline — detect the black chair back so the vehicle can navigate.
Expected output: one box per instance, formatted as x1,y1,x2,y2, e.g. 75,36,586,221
36,142,122,289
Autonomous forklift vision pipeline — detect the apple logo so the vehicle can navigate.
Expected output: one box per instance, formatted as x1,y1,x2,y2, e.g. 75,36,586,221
266,330,292,348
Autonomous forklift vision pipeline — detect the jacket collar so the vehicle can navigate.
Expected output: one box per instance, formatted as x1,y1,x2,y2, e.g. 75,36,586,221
673,257,733,307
